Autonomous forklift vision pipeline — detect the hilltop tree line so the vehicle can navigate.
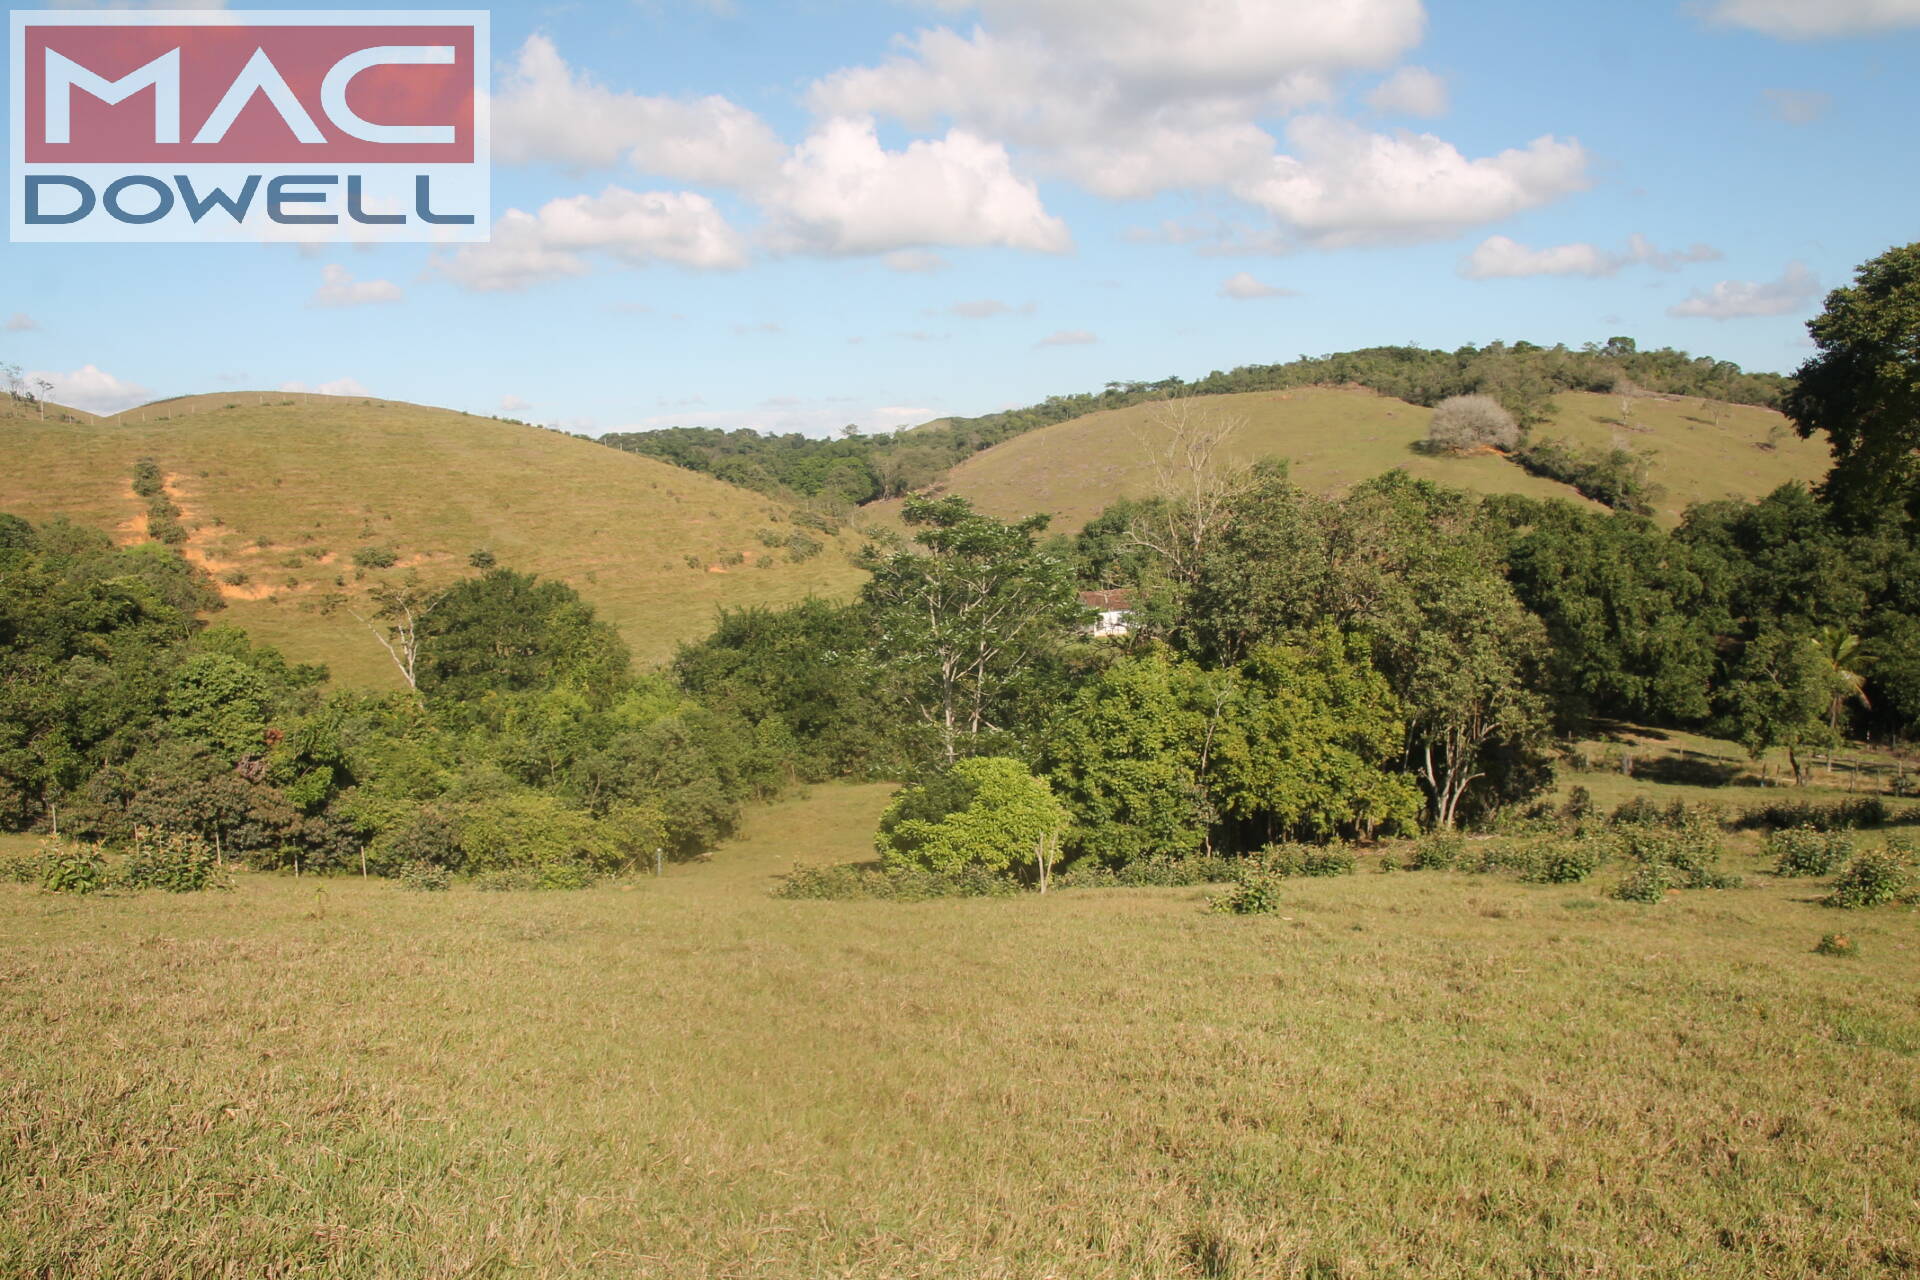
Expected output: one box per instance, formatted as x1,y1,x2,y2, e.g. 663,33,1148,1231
598,337,1790,508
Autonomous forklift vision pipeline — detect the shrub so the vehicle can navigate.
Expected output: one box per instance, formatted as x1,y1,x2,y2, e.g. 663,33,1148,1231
468,548,496,570
131,457,165,498
0,843,46,884
124,827,227,893
1735,796,1893,832
1613,862,1670,903
784,533,823,562
877,757,1068,879
1822,842,1914,909
473,864,597,891
1768,826,1855,877
1427,394,1520,453
1526,837,1605,884
1813,933,1858,958
41,843,108,895
397,860,451,892
1561,785,1594,822
1258,842,1355,878
1512,438,1660,515
1618,823,1739,889
1209,868,1284,915
1407,832,1464,870
774,863,1018,901
352,545,399,570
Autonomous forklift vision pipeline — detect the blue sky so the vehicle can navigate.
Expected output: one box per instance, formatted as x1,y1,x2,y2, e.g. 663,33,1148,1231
6,0,1918,434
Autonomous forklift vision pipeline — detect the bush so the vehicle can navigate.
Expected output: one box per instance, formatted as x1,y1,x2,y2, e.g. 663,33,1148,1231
1209,868,1284,915
1561,785,1594,822
876,757,1068,878
124,827,228,892
0,843,46,884
784,532,824,562
1407,832,1464,870
1813,932,1858,957
1258,842,1355,878
397,860,451,892
773,863,1018,901
1619,823,1739,889
1427,395,1520,453
1769,826,1855,877
352,545,398,570
1822,841,1914,909
473,863,597,891
41,842,108,895
1735,796,1893,832
1526,836,1605,884
1512,438,1660,515
1613,862,1670,903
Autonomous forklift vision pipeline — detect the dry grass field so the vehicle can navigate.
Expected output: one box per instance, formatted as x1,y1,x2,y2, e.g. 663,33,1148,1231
900,388,1830,534
0,394,866,685
5,780,1917,1278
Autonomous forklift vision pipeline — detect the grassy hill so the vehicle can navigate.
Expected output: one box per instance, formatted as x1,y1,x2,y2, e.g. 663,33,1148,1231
0,393,865,685
896,387,1831,534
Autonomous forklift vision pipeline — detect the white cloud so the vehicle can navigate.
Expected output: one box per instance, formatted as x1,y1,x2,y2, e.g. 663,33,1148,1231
5,313,37,332
493,35,785,186
948,299,1036,318
310,264,403,307
1366,66,1448,117
1232,116,1589,248
435,188,747,291
1702,0,1920,38
883,249,951,273
1461,233,1721,279
808,0,1423,201
1037,329,1099,347
1761,88,1833,124
1667,262,1820,319
28,364,151,415
762,116,1070,255
499,394,532,413
280,377,372,397
1220,271,1297,299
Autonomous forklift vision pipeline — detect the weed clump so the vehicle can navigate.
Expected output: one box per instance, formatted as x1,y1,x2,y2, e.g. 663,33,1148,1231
398,860,452,892
124,827,229,893
774,863,1018,901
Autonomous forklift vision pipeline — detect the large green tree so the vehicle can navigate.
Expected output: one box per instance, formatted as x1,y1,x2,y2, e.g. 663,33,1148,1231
1785,241,1920,525
861,496,1082,763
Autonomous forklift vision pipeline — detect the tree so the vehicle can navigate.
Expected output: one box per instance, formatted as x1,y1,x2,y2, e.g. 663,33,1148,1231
875,756,1069,888
330,574,442,692
418,568,630,709
1785,242,1920,524
1426,394,1519,453
1126,398,1254,599
1716,627,1836,786
1810,625,1871,735
861,496,1081,763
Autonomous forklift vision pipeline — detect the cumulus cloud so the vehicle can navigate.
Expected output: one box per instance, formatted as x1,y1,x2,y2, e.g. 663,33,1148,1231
1461,233,1722,279
5,313,37,332
762,116,1070,255
1762,88,1833,124
1366,66,1448,117
499,394,532,413
280,377,372,397
1667,262,1820,319
28,364,151,415
1220,271,1297,299
435,187,748,291
1037,329,1099,347
1233,116,1589,248
494,35,785,186
808,0,1423,200
310,264,403,307
1701,0,1920,38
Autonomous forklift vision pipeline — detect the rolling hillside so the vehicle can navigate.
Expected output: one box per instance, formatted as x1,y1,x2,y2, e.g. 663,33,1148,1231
0,393,865,686
896,386,1832,534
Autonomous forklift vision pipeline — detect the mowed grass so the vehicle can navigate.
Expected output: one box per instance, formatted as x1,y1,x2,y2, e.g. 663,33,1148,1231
0,394,865,685
902,388,1827,534
6,784,1919,1278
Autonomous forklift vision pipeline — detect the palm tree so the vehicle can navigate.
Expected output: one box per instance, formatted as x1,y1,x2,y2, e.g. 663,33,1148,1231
1810,626,1872,735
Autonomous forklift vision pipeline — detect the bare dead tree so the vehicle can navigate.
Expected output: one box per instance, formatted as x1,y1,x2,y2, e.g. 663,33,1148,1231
1126,397,1253,591
321,575,441,691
